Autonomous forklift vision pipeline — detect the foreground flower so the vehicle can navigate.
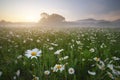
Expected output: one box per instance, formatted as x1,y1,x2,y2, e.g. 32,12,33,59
89,48,95,53
54,49,64,55
107,64,114,70
93,57,100,62
59,56,69,61
112,56,120,61
88,70,96,75
17,55,22,59
51,64,65,72
107,71,114,79
112,69,120,76
32,75,39,80
0,71,2,77
68,68,75,74
13,76,16,80
96,60,105,70
49,47,54,50
16,70,20,77
25,48,42,59
44,70,50,75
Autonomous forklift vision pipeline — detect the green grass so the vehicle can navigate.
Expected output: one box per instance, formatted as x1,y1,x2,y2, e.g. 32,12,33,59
0,27,120,80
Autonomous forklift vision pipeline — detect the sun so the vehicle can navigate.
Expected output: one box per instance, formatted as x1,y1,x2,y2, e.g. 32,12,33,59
25,16,38,22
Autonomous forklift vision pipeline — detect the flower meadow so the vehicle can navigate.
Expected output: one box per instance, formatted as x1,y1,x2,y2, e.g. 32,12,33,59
0,26,120,80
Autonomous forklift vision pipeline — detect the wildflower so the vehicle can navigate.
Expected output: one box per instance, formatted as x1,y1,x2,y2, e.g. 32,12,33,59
64,56,69,59
16,70,20,77
68,68,75,74
89,48,95,53
47,39,49,41
82,58,85,61
107,64,120,76
51,64,65,72
13,76,16,80
107,71,114,79
100,43,106,48
0,46,2,49
0,71,2,77
25,48,42,59
51,43,58,46
59,56,69,61
17,55,22,59
49,47,54,50
32,75,39,80
93,57,100,62
76,41,81,45
36,39,40,43
16,35,20,38
54,49,64,55
44,70,50,75
30,38,33,41
107,64,114,70
112,56,120,61
96,61,105,70
88,70,96,75
112,69,120,76
23,40,26,43
65,63,68,65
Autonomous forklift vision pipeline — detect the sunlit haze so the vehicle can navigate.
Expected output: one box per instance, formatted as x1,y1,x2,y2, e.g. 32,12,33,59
0,0,120,22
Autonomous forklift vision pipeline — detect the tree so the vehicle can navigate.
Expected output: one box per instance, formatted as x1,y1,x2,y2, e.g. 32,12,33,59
39,13,65,25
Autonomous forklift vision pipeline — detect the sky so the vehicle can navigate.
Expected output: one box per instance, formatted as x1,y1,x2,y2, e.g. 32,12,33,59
0,0,120,22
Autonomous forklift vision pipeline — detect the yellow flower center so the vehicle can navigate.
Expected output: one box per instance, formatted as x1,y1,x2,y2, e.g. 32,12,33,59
96,58,100,61
57,65,62,69
31,52,37,56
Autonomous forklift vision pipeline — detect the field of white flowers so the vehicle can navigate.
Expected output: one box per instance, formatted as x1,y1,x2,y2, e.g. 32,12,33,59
0,26,120,80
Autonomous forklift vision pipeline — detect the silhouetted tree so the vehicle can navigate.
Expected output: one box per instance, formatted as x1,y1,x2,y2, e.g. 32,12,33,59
39,13,65,25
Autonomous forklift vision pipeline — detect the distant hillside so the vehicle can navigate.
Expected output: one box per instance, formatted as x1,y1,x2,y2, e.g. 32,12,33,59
0,18,120,28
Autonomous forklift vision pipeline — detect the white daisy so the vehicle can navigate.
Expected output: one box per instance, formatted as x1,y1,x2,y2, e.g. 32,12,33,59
49,47,54,50
89,48,95,53
112,56,120,61
25,48,42,59
96,61,105,70
0,71,2,77
54,49,64,55
59,56,69,61
93,57,100,62
17,55,22,59
107,64,114,70
68,68,75,74
88,70,96,75
107,71,114,79
32,75,39,80
36,39,40,43
52,64,65,72
16,70,20,77
44,70,50,75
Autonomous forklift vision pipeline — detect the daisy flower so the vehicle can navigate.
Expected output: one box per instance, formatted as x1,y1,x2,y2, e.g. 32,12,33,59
25,48,42,59
68,68,75,74
51,64,65,72
88,70,96,76
16,70,20,77
93,57,100,62
44,70,50,75
0,71,2,77
89,48,95,53
54,49,64,55
32,75,39,80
